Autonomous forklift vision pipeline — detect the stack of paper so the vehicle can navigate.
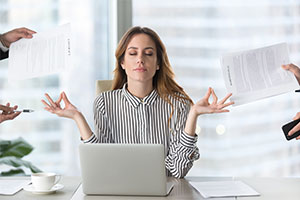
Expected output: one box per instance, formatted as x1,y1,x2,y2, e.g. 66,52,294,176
189,180,260,198
0,180,30,195
8,23,72,81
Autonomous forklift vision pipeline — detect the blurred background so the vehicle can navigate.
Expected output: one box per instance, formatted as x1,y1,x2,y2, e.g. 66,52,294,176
1,0,300,177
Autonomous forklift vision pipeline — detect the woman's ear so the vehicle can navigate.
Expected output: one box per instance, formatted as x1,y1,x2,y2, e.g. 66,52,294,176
121,61,125,69
157,65,159,70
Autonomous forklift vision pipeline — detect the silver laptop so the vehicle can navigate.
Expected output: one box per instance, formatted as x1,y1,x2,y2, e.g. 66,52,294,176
78,143,174,196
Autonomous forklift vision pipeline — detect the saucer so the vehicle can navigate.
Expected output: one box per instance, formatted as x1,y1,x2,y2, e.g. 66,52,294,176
23,184,64,194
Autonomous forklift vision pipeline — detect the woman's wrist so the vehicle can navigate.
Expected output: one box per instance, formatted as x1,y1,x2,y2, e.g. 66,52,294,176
189,105,200,118
184,129,196,137
73,110,83,121
72,111,93,140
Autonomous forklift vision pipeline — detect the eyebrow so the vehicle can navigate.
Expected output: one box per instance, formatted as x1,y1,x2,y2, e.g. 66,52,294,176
127,47,154,50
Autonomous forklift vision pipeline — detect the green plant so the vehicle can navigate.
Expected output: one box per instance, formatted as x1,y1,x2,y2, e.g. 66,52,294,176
0,137,42,176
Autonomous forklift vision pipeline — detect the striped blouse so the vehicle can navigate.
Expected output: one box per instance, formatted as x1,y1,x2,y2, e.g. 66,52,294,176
83,83,200,178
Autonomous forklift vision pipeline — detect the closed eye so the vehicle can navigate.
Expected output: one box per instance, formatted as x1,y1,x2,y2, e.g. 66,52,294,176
145,52,153,56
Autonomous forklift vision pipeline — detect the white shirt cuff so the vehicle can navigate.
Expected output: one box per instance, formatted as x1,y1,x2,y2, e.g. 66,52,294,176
0,39,8,52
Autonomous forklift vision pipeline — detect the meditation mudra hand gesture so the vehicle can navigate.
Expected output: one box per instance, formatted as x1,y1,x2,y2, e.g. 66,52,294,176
42,92,78,119
42,87,233,139
192,87,232,114
42,89,232,118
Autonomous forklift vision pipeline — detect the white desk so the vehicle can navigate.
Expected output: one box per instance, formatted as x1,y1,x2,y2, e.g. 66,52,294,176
71,176,300,200
2,176,300,199
0,176,81,200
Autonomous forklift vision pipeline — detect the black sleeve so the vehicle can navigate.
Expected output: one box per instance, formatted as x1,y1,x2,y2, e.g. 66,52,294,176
0,49,8,60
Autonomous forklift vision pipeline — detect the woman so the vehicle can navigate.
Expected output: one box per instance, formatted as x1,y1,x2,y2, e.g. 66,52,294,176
42,26,234,178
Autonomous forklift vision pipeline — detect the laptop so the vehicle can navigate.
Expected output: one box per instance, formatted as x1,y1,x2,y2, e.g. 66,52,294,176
78,143,174,196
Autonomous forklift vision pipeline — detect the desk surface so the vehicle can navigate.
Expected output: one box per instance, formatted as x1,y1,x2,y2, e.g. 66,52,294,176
0,176,81,200
2,176,300,200
71,176,300,200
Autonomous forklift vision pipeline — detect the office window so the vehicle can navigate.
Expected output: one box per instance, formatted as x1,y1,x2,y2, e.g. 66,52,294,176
133,0,300,176
0,0,109,175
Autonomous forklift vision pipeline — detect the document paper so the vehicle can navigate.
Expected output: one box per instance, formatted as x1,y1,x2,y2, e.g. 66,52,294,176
220,43,298,106
0,180,30,195
8,23,71,80
189,181,260,198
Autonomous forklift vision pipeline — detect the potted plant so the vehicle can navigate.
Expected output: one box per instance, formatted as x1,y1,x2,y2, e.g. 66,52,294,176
0,137,42,176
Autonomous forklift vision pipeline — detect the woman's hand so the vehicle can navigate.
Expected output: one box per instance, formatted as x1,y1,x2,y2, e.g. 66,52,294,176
42,92,93,140
41,92,79,119
191,87,234,116
282,63,300,85
184,87,234,136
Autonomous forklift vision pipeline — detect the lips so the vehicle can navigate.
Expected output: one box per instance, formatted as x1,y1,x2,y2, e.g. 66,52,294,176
134,67,147,72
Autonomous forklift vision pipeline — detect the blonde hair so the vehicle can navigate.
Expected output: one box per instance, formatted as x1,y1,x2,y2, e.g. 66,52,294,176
112,26,193,124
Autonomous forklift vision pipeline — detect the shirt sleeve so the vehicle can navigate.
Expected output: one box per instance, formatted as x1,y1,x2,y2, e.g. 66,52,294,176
82,93,113,144
165,101,200,178
0,38,9,60
0,38,9,52
0,49,8,60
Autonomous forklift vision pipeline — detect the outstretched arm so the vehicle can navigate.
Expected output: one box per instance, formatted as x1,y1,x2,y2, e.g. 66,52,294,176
0,27,36,48
41,92,93,140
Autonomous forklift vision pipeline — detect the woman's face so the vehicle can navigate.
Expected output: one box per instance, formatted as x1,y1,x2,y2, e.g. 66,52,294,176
121,33,159,85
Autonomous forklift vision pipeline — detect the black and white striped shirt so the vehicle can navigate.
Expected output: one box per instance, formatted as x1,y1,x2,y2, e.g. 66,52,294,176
83,83,200,178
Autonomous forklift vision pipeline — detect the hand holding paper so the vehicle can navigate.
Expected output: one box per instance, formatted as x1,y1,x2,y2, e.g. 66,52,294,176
0,27,36,48
282,63,300,84
220,43,299,106
8,24,71,81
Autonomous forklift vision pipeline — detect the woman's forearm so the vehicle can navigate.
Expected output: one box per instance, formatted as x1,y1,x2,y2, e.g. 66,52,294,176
184,107,198,136
73,112,93,140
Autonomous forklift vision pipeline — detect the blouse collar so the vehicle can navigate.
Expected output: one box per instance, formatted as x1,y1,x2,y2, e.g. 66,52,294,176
122,83,158,108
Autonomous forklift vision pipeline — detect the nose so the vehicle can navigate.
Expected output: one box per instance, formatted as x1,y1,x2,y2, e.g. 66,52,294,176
136,55,144,64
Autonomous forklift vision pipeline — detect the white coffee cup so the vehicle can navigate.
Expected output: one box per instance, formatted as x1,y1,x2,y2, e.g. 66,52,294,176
31,172,61,191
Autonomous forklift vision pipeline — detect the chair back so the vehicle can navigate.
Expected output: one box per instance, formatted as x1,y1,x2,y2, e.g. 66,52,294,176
95,80,113,96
